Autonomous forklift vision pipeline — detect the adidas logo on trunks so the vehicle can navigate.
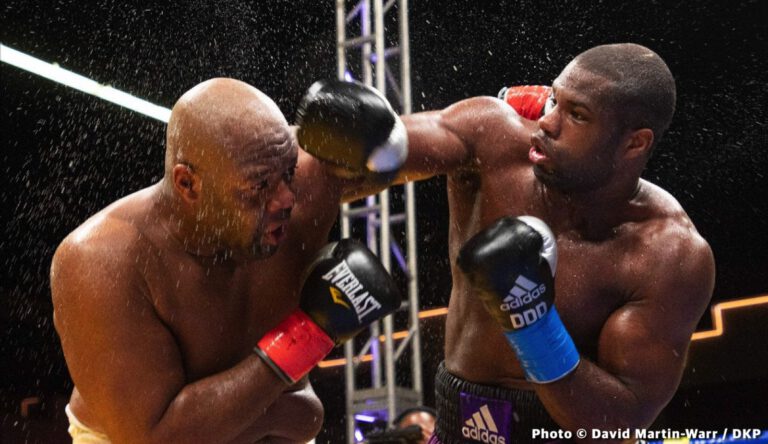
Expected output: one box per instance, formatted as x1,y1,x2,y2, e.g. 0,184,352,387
461,404,506,444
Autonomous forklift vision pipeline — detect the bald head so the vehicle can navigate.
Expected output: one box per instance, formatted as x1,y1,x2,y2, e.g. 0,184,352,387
569,43,676,148
159,78,297,260
165,78,289,177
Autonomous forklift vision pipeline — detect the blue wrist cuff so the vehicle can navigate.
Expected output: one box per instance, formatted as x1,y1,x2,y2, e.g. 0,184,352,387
504,306,580,383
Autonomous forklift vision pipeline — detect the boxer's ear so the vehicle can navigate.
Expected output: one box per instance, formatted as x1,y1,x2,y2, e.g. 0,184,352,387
622,128,654,160
172,163,200,203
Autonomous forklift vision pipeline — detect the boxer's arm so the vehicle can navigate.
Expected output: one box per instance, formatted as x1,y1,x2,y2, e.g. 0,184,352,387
341,96,532,202
329,106,470,202
535,233,715,431
228,380,323,443
393,109,472,183
51,235,290,444
397,96,536,183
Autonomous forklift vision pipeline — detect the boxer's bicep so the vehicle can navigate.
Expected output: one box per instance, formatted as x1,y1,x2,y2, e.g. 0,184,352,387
52,240,185,442
340,97,518,200
597,301,685,414
597,237,715,410
395,109,471,184
336,109,472,202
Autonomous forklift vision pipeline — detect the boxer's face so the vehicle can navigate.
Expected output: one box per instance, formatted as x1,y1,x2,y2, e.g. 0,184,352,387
201,125,297,260
397,412,436,444
530,62,626,193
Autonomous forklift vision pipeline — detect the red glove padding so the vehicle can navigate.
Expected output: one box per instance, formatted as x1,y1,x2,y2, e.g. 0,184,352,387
254,240,402,384
256,311,335,383
497,85,551,120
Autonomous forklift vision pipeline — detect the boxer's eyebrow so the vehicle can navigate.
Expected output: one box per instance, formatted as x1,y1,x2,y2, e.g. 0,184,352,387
552,87,593,113
244,168,270,182
239,132,294,165
241,149,296,182
567,99,593,113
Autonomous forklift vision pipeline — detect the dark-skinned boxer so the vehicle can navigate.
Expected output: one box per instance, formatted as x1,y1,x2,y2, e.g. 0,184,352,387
51,77,406,443
336,43,714,443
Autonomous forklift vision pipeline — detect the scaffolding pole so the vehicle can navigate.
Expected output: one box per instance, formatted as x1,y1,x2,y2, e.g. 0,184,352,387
334,0,421,441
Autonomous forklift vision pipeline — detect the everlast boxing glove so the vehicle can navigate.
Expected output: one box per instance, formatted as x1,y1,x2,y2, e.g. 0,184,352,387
457,216,580,383
296,79,407,182
255,239,401,384
497,85,551,120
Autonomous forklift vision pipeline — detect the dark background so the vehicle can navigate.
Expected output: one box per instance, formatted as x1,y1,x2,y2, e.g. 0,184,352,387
2,0,767,442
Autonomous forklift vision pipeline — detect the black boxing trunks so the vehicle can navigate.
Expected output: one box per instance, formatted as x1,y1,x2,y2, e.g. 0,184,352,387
429,361,568,444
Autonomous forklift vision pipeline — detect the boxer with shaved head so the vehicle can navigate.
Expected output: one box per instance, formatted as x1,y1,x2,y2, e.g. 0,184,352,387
385,43,714,442
51,77,406,443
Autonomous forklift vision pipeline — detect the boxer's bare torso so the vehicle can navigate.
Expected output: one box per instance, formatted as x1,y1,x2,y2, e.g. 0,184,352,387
56,151,344,441
398,89,714,428
443,134,701,387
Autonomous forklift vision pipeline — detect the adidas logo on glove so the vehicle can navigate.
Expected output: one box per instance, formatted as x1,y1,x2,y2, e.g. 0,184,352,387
500,275,546,310
500,275,548,329
462,404,506,444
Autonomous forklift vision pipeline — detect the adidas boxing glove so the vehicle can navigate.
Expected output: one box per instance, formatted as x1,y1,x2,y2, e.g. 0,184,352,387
457,216,579,383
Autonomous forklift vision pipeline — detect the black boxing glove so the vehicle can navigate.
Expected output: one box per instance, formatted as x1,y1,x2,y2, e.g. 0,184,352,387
296,80,407,182
255,239,402,383
457,216,579,383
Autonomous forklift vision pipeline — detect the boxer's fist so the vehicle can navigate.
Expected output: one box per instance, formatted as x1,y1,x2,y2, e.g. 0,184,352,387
457,216,579,383
296,80,407,181
299,239,402,343
457,216,557,331
255,239,401,383
497,85,551,120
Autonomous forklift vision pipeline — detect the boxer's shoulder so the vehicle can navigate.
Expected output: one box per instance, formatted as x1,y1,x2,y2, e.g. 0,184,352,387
52,193,160,297
625,180,709,251
51,219,152,333
615,182,714,305
623,215,712,285
76,210,156,258
57,213,142,264
438,96,535,173
442,96,535,137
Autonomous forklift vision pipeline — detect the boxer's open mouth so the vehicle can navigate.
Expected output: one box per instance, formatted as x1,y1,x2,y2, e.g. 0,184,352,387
264,223,287,245
529,134,554,170
529,145,546,163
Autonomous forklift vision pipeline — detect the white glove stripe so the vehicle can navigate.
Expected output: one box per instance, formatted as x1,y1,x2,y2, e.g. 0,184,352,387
517,216,557,276
366,115,408,173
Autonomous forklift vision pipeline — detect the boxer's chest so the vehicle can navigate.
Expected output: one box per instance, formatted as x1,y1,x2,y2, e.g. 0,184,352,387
147,254,308,380
145,194,339,379
450,168,632,356
549,236,629,357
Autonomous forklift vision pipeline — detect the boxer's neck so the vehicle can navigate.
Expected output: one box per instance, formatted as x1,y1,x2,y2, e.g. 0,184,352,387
538,174,643,239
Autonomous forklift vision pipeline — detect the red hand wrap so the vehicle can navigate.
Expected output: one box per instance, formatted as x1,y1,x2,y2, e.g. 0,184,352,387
502,85,551,120
256,310,335,383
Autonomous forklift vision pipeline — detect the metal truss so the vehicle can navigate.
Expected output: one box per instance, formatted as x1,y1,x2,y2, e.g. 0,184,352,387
334,0,422,441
